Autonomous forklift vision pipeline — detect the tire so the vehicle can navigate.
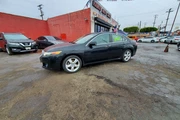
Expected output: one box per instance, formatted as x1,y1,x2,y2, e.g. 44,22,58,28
164,40,166,43
122,49,132,62
151,40,155,43
62,55,82,73
138,40,142,42
178,45,180,51
6,46,13,55
33,46,38,53
170,41,172,44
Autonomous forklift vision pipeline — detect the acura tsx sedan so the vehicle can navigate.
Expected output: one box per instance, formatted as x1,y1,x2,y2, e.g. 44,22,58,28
40,32,137,73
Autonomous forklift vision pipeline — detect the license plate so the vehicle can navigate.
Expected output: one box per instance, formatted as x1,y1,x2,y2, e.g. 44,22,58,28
25,47,31,50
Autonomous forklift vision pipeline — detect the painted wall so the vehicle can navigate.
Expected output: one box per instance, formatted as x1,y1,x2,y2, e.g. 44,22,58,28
47,8,91,42
0,12,49,40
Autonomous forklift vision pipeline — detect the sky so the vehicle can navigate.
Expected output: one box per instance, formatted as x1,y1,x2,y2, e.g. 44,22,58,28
0,0,179,30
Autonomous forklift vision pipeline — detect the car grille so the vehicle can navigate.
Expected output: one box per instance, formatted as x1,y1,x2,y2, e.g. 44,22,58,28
20,42,31,46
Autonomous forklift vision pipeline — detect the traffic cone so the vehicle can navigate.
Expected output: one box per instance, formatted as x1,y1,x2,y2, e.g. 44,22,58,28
164,44,169,52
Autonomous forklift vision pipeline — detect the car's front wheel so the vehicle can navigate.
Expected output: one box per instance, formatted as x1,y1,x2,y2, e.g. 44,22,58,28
6,46,13,55
122,49,132,62
178,45,180,51
62,55,82,73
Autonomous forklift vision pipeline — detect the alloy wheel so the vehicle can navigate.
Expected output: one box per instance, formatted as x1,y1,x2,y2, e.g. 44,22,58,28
6,46,11,55
65,57,80,72
123,50,131,62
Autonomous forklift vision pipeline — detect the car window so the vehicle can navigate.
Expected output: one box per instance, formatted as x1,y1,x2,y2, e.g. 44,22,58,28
92,34,110,45
38,37,46,40
54,36,61,40
112,34,128,42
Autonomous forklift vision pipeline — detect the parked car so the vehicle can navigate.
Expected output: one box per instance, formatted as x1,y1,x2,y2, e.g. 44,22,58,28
40,32,137,73
165,36,180,44
159,36,168,43
0,32,38,55
36,36,64,49
137,36,159,43
177,41,180,51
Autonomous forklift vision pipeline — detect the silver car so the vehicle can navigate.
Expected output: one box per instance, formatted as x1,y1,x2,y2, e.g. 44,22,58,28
137,37,159,43
165,36,180,44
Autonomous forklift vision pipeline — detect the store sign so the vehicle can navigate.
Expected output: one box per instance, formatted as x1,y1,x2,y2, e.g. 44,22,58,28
92,0,111,19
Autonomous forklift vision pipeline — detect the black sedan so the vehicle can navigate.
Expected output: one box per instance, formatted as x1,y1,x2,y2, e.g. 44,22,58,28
40,32,137,73
36,36,64,49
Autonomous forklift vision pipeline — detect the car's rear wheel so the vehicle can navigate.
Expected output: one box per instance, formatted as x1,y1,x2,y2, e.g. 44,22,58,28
151,40,155,43
6,46,13,55
164,40,166,43
138,40,142,42
122,49,132,62
62,55,82,73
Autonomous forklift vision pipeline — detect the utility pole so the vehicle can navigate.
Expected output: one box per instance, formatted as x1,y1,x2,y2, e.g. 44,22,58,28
144,22,146,28
164,8,173,32
139,21,141,37
37,4,44,20
169,1,180,36
153,14,158,27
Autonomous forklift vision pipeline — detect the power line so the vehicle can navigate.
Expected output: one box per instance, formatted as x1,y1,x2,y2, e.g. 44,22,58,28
37,4,44,20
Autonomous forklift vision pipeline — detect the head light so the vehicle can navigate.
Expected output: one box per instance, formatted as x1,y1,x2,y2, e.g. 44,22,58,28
43,51,62,56
9,42,19,45
32,41,36,45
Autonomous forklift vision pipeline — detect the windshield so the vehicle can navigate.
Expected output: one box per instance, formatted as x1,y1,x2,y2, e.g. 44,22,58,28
75,34,97,44
4,34,28,40
46,36,61,41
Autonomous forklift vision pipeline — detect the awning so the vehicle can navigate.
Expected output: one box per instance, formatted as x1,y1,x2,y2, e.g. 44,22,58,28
94,17,113,28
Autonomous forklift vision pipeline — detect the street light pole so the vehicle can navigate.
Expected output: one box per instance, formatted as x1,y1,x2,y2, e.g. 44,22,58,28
169,1,180,36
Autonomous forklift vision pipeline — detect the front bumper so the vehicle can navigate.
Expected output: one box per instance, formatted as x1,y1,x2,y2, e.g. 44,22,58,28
40,55,63,70
8,44,38,53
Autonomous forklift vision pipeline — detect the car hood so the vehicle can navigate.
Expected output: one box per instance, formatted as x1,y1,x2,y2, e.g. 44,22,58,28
7,39,34,43
44,42,76,52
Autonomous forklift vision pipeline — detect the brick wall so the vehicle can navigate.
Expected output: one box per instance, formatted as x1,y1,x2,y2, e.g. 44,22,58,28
0,12,49,40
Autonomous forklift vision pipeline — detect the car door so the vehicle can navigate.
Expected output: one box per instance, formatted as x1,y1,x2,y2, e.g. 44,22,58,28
108,33,125,59
84,33,111,63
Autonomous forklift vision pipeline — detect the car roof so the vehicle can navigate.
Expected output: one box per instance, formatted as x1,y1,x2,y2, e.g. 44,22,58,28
1,32,23,34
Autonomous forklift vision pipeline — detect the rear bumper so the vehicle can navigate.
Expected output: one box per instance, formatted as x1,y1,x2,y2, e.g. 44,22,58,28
40,55,62,70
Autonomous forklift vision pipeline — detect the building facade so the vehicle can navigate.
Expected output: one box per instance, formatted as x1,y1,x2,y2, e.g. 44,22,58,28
0,0,118,41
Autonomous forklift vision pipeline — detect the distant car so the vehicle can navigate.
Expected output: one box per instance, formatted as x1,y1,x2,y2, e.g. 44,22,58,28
36,36,64,49
159,36,168,43
0,32,38,55
177,41,180,51
40,32,137,73
165,36,180,44
137,37,159,43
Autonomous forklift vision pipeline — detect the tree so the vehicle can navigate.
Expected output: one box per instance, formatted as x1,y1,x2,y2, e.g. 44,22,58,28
123,26,139,33
140,27,158,32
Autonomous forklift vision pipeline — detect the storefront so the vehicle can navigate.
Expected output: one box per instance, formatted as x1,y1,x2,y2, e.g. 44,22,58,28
90,0,118,33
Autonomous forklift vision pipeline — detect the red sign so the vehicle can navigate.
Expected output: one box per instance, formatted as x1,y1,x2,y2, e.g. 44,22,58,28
92,0,111,19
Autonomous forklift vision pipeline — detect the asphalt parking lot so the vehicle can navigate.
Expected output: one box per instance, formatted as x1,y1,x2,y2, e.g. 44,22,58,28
0,43,180,120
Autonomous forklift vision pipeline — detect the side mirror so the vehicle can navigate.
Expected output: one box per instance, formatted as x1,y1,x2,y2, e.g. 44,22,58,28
0,37,3,40
89,41,97,48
